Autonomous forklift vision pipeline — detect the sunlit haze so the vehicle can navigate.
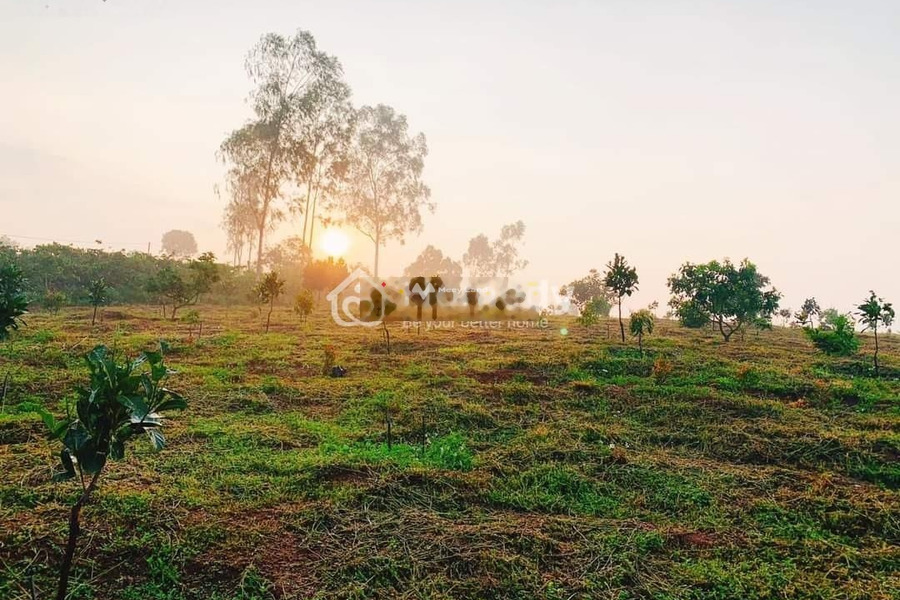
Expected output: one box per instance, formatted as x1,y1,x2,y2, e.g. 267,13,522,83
2,0,899,314
320,229,350,259
2,3,900,596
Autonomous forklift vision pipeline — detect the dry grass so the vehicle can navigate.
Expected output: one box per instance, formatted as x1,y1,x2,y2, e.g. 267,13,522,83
0,305,898,599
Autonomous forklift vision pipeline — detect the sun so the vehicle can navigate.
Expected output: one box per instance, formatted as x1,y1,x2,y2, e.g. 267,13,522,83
320,229,350,258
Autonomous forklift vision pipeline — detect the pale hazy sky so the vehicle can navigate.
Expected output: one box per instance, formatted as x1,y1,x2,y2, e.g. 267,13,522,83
2,0,898,314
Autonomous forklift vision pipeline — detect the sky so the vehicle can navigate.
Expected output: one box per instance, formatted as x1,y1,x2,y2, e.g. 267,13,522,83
1,0,898,315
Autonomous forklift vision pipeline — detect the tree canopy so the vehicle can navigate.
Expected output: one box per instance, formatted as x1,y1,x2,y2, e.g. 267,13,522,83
403,245,462,287
338,104,432,277
462,221,528,278
604,253,639,343
668,258,780,341
161,230,198,258
560,269,613,318
857,291,894,376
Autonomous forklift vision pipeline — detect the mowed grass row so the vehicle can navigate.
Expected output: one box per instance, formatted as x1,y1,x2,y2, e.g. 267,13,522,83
0,306,898,599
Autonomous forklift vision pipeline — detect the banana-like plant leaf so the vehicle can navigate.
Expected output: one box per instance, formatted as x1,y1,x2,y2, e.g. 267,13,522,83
110,439,125,460
76,446,107,475
156,395,187,412
63,425,90,452
146,429,166,451
131,412,162,427
130,353,148,370
119,394,150,420
33,406,70,439
150,362,168,382
140,374,155,402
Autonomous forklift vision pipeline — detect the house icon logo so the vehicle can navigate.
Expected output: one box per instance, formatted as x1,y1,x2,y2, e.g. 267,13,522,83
326,268,394,327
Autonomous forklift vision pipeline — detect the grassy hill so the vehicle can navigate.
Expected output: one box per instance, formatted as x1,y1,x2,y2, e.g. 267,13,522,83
1,307,898,599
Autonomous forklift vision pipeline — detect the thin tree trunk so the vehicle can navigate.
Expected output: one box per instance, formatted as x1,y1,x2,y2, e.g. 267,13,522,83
374,235,380,279
91,306,98,326
874,327,879,376
301,186,312,248
256,223,265,278
266,300,273,334
309,187,320,253
618,299,625,342
719,318,734,342
56,471,102,600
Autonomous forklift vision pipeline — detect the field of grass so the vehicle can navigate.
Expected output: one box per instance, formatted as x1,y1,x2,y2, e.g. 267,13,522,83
1,306,898,599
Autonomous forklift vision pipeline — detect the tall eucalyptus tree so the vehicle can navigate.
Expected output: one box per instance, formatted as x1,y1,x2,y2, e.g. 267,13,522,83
220,30,349,276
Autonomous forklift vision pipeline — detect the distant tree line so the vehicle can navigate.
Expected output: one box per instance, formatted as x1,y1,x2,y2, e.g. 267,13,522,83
1,243,168,305
0,243,241,307
0,240,356,311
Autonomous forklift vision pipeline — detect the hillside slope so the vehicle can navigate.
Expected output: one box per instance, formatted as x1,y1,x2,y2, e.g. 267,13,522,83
1,307,898,599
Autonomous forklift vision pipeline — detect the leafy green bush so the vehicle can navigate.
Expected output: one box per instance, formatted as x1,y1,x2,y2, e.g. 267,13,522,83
576,298,605,327
253,271,285,333
293,289,314,323
87,277,110,325
41,289,67,313
0,263,28,340
629,309,654,355
804,314,859,356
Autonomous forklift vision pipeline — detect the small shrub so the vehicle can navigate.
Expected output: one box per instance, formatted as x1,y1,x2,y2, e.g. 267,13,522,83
804,314,859,356
87,277,111,325
40,344,186,600
857,291,894,376
42,290,67,314
253,272,285,334
322,344,336,375
293,289,314,324
577,303,599,327
629,309,654,355
652,356,673,384
182,309,202,340
577,298,608,327
736,363,760,387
